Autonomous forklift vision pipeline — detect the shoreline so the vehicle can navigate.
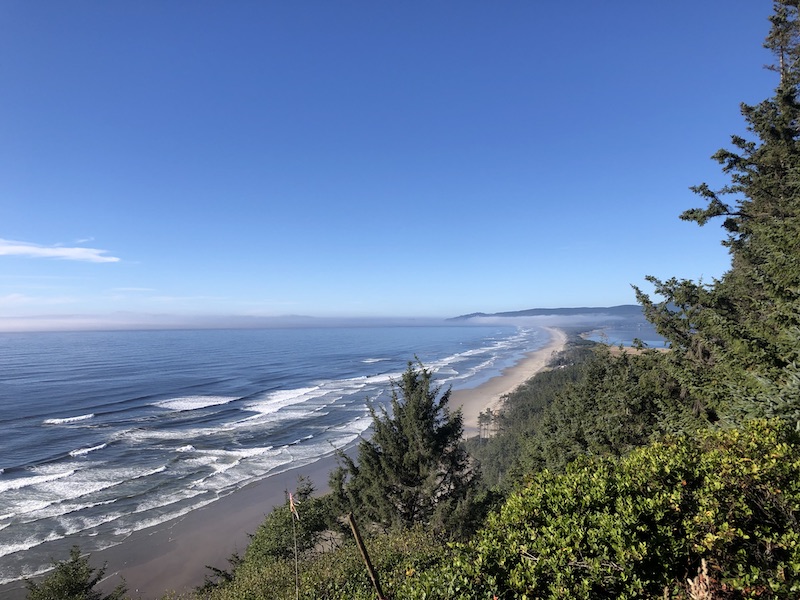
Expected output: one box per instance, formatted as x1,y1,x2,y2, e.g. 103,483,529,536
454,326,567,437
1,327,568,600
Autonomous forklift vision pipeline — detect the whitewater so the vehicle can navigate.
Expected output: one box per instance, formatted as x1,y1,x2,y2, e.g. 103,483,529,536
0,324,547,586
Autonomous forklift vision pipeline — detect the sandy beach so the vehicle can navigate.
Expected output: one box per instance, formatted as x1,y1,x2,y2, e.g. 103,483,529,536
1,327,568,600
455,326,567,437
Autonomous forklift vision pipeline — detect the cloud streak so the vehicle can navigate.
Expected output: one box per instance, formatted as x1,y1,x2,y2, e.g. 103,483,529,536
0,239,120,263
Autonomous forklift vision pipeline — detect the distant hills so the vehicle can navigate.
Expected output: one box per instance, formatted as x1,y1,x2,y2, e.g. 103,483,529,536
450,305,663,346
450,304,646,321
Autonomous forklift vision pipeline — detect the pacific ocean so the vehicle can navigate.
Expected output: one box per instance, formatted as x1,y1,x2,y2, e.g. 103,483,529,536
0,324,548,587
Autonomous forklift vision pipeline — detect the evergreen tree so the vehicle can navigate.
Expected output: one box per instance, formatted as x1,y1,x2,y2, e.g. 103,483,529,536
25,546,126,600
636,0,800,426
523,346,665,473
331,362,479,537
245,477,332,563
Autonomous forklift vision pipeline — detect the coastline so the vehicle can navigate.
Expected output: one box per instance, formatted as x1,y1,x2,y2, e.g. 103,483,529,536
1,327,568,600
102,454,341,599
454,326,567,437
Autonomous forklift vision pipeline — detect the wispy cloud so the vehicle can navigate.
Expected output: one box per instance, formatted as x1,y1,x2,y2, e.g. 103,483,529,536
0,239,120,263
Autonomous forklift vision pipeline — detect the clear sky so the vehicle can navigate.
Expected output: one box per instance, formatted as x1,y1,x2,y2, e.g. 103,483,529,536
0,1,778,330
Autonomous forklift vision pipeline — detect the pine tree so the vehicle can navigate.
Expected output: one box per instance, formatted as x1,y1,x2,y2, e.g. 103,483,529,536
636,1,800,426
25,546,126,600
331,362,479,537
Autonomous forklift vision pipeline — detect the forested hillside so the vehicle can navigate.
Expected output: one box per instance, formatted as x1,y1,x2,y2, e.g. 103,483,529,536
31,2,800,599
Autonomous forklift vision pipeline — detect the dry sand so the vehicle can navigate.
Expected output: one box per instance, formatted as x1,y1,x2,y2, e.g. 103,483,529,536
454,326,568,437
2,327,568,600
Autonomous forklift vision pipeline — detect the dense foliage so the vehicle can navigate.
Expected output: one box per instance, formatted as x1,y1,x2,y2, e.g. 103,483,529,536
244,478,333,565
330,361,481,538
635,1,800,430
465,341,593,483
419,419,800,599
189,421,800,600
192,527,445,600
25,546,126,600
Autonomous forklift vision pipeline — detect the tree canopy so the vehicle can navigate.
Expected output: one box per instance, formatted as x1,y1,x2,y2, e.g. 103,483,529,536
635,0,800,429
331,361,479,537
25,546,126,600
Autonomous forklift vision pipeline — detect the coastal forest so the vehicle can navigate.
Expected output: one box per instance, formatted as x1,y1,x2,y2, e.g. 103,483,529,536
30,2,800,598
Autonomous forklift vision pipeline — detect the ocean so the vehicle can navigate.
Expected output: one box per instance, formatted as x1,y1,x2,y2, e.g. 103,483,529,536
0,324,548,586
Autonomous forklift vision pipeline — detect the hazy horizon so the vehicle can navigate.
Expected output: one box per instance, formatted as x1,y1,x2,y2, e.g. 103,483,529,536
2,2,769,325
0,305,647,333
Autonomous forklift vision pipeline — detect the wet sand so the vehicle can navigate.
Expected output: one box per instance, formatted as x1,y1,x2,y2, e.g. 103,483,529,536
2,327,568,600
454,327,567,437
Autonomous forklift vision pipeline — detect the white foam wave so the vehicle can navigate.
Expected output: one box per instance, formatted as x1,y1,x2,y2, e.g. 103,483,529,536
120,426,213,443
176,445,196,452
0,531,61,559
202,446,273,461
43,413,94,425
363,372,398,385
9,464,169,521
69,443,107,457
3,500,52,517
283,434,314,447
0,469,75,494
243,386,325,415
111,492,216,537
362,357,389,364
433,367,458,376
155,395,237,411
135,465,167,479
120,487,209,520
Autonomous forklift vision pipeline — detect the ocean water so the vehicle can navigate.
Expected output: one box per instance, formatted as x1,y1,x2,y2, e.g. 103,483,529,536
0,324,547,585
583,320,665,348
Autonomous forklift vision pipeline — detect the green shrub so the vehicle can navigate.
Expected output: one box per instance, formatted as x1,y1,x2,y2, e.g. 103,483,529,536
198,526,447,600
410,420,800,599
26,546,127,600
244,477,333,565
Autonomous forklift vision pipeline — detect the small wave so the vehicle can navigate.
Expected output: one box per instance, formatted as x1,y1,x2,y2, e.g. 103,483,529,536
120,427,210,442
155,395,237,412
176,445,196,452
43,414,95,425
0,469,75,494
0,531,62,560
69,443,107,457
362,357,390,364
434,367,458,376
10,465,170,522
111,491,215,537
203,446,273,460
243,386,324,415
284,434,314,447
134,466,167,479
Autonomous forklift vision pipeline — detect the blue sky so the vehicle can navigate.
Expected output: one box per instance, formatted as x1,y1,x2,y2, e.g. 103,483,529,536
0,2,776,329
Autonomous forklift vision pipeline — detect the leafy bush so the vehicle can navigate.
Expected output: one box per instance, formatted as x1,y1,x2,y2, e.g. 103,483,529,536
409,420,800,599
196,526,447,600
244,477,334,564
